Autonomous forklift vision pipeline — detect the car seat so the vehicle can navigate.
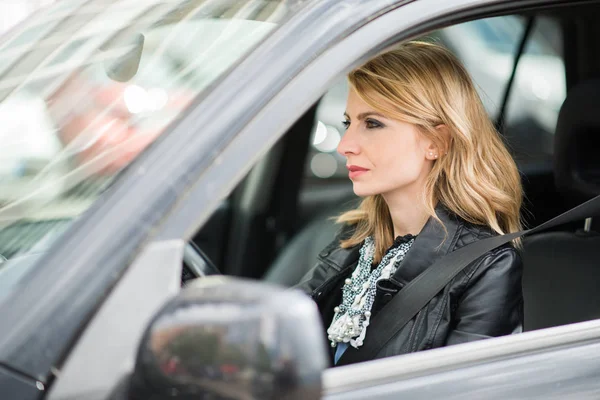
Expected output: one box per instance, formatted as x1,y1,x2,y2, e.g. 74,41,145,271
521,79,600,331
264,206,346,286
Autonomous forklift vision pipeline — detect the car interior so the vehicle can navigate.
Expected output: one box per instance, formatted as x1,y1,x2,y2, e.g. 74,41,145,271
185,3,600,342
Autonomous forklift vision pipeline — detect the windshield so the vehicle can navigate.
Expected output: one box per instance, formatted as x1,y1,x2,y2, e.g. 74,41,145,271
0,0,296,261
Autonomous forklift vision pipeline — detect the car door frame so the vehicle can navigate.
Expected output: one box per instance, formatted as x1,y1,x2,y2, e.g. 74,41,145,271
156,0,582,241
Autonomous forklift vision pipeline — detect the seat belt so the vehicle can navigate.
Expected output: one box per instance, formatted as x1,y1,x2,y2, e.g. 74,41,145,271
337,194,600,365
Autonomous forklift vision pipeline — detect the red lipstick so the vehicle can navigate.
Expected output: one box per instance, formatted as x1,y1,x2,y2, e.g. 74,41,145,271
347,165,369,179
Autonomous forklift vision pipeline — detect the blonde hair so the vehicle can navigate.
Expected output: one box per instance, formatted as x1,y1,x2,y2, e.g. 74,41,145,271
338,41,523,263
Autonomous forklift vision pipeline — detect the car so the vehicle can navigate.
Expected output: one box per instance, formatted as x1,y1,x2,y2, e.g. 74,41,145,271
0,0,599,399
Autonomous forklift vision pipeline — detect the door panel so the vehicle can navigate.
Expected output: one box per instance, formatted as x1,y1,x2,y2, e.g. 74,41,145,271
327,341,600,399
324,320,600,399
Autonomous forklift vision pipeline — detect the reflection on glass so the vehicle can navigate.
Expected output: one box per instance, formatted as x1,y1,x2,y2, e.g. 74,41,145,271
0,0,299,273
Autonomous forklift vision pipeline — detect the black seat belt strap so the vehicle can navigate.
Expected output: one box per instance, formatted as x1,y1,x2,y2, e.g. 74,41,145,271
338,194,600,365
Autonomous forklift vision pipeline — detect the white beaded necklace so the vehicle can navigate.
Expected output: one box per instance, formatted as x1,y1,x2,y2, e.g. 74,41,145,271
327,235,415,349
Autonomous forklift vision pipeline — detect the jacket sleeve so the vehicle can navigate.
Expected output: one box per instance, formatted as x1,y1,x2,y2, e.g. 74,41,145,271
445,247,524,346
293,261,324,296
293,224,354,295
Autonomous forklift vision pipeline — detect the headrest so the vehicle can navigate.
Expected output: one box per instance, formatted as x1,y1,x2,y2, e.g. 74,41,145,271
555,79,600,200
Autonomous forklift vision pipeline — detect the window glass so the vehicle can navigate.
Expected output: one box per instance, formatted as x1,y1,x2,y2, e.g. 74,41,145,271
503,17,565,163
434,16,526,117
0,0,299,267
305,15,565,181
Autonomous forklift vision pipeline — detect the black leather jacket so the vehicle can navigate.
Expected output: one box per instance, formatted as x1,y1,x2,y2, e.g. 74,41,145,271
296,206,523,366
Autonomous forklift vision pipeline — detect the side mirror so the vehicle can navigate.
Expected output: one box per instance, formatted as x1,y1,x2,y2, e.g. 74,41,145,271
128,277,328,400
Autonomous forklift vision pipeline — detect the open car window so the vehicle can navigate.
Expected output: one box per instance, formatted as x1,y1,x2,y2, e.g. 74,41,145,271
305,15,565,183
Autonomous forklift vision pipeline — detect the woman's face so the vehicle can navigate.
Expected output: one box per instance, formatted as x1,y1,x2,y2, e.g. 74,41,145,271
338,89,437,198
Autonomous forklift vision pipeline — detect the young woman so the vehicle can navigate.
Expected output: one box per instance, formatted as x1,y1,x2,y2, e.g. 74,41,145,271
297,41,524,366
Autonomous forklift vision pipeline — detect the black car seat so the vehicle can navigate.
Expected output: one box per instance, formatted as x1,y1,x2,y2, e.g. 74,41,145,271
521,79,600,331
264,205,348,286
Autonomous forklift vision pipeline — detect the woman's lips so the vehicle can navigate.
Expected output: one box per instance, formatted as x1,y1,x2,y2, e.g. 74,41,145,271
347,165,369,179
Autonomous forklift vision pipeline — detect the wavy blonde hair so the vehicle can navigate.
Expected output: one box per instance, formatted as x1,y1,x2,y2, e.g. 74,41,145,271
338,41,523,263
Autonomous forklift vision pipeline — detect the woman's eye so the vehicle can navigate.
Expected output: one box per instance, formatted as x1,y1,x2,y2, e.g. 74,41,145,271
365,119,383,129
342,120,350,130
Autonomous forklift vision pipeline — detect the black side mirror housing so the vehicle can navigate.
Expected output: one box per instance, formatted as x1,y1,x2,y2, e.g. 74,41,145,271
128,277,327,400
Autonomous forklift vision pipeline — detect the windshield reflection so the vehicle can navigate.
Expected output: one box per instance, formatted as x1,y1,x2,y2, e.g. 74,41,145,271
0,0,296,261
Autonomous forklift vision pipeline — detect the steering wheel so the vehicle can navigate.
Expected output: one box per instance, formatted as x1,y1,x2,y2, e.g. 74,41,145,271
181,242,221,285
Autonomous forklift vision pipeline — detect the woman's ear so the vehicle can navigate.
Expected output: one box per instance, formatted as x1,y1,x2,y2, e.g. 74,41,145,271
425,141,440,160
425,125,450,160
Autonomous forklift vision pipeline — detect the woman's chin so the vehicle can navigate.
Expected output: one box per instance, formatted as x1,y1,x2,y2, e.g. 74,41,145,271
352,184,378,197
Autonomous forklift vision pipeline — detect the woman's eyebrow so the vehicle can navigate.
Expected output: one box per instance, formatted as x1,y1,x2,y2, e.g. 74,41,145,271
344,111,388,120
357,112,387,120
344,111,389,121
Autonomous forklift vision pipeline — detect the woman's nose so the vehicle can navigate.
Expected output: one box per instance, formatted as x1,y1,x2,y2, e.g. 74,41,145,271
337,129,360,156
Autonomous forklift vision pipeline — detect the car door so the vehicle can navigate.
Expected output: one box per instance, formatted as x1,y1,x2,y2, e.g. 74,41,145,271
323,319,600,399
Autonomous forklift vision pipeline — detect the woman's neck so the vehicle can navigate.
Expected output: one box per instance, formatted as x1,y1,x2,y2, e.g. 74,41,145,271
382,190,431,238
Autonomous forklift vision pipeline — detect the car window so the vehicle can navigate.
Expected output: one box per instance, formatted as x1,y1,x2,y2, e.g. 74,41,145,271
503,16,565,163
0,0,298,265
305,15,566,180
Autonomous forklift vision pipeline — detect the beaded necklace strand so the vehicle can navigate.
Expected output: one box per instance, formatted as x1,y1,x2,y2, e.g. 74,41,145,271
327,235,415,349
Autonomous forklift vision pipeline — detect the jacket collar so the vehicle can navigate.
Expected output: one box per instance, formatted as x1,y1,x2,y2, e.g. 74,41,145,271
322,205,462,282
391,205,461,285
318,224,361,272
